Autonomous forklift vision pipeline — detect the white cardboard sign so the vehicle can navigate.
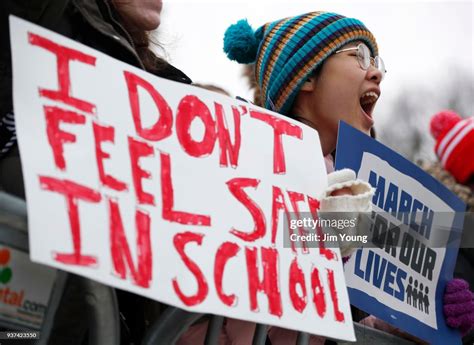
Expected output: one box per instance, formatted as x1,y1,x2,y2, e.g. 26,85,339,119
10,16,354,340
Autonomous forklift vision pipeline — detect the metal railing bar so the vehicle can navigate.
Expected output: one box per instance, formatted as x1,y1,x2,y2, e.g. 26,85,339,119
37,270,68,345
204,315,224,345
0,223,29,252
141,307,203,345
83,278,120,345
0,192,27,232
336,322,415,344
296,331,310,345
252,323,268,345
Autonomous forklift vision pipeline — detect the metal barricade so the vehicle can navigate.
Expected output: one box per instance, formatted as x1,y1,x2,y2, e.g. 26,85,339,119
6,191,473,345
0,191,120,345
141,308,417,345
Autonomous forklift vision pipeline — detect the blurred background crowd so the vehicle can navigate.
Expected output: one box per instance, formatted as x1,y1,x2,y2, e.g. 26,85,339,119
158,0,473,162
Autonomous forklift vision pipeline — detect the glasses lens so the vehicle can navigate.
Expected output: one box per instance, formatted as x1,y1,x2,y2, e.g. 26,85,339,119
357,44,371,69
375,56,386,79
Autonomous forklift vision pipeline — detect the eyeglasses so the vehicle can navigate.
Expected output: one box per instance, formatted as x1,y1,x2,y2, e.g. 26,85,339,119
335,43,386,80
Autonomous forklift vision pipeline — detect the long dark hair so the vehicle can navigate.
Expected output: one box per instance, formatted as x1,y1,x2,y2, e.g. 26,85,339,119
128,30,169,75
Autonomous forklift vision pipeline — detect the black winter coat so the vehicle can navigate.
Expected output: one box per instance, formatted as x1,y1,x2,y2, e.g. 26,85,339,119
0,0,191,197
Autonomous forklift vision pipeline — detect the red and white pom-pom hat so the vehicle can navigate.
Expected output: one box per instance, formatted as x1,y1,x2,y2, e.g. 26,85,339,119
430,110,474,183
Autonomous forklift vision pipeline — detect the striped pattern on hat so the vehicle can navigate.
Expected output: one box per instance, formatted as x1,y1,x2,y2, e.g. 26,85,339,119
433,114,474,183
255,11,378,115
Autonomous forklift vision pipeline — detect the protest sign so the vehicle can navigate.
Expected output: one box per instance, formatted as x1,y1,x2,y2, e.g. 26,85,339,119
336,121,465,344
9,16,355,340
0,246,56,330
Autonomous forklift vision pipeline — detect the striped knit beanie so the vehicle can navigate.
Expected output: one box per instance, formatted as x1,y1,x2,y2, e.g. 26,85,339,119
223,12,378,115
430,110,474,183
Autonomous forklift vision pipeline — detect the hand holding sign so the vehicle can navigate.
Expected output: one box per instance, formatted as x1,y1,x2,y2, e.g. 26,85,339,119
444,278,474,335
10,17,355,341
319,169,374,258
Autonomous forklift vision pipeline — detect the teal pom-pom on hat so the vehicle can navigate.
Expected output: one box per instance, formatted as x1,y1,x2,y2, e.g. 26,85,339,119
223,19,259,64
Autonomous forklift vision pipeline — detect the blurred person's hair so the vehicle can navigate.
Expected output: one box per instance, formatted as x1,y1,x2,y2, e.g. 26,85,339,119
419,160,474,211
130,31,168,75
193,83,231,96
241,64,263,106
370,127,376,139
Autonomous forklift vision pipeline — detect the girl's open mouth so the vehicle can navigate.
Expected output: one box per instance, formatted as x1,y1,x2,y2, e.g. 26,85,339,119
359,91,379,124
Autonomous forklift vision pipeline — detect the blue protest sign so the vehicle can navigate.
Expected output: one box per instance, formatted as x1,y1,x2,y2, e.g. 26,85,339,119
335,121,466,344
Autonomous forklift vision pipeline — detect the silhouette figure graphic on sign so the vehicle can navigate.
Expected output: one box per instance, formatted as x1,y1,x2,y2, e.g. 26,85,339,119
412,280,419,308
419,283,425,311
406,276,413,305
423,286,430,314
